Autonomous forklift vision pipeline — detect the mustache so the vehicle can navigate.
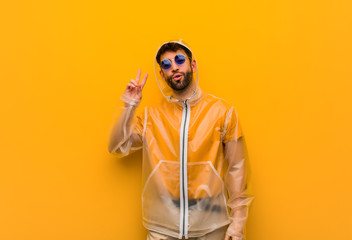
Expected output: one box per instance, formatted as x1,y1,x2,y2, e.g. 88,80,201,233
171,72,185,78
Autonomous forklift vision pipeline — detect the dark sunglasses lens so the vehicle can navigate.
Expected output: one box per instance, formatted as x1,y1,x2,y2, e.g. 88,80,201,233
175,54,186,65
161,59,171,70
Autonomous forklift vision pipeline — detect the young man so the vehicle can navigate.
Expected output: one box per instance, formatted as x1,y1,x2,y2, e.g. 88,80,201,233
108,40,254,240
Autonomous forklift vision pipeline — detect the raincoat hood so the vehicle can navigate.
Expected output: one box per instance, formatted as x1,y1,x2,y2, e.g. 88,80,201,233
154,40,201,104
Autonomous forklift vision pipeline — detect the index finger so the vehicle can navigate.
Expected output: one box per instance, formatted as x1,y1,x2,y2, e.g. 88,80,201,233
140,73,148,89
136,69,141,83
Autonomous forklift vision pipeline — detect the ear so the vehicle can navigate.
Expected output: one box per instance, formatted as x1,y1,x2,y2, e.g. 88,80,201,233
191,59,197,72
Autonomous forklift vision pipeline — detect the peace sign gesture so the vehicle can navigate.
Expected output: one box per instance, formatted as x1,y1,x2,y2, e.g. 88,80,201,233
125,69,148,102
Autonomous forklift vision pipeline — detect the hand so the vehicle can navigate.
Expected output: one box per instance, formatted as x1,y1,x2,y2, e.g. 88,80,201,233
125,69,148,103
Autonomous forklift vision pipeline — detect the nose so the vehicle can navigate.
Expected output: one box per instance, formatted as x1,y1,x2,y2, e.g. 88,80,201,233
171,60,179,72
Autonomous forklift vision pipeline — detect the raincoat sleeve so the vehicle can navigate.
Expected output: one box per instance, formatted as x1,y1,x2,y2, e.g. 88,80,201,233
223,107,254,240
108,94,144,157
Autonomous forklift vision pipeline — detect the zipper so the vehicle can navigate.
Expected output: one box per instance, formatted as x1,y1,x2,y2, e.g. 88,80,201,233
179,99,190,239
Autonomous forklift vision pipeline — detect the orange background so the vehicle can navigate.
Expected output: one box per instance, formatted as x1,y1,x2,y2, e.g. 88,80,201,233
1,0,351,239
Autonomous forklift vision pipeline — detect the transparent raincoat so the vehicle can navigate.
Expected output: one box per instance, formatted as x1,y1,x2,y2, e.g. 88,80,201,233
108,40,254,240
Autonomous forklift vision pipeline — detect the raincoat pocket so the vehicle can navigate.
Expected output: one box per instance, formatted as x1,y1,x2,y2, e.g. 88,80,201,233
187,161,230,234
142,160,181,233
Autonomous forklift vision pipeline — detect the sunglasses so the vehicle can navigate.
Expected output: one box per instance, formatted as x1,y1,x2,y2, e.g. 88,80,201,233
160,54,187,70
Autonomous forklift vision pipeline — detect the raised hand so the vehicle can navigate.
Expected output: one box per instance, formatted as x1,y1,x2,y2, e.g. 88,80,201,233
125,69,148,102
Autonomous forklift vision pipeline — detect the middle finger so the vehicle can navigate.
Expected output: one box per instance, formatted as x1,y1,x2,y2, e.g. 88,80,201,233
136,69,141,83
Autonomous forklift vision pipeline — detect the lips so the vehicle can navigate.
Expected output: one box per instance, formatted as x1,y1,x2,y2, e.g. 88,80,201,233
172,73,183,81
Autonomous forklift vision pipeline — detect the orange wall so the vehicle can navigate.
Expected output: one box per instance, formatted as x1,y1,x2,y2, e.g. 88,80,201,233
1,0,351,239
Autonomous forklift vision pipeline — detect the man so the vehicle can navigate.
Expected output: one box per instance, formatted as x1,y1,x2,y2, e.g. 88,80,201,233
108,40,254,240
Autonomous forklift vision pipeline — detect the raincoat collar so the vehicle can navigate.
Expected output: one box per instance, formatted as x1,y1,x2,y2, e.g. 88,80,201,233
165,87,204,107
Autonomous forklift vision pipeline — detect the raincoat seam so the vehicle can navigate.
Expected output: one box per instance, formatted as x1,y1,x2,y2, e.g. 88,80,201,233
143,224,180,239
207,161,225,187
187,161,212,165
207,161,231,219
222,106,234,141
234,109,239,142
144,220,232,238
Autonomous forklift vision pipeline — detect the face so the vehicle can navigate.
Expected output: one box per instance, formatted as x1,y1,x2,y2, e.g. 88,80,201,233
159,49,196,91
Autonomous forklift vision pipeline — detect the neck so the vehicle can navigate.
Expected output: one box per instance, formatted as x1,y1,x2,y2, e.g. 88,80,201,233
172,81,196,102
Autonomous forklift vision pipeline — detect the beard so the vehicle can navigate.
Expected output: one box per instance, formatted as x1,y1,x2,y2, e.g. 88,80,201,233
166,70,193,91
